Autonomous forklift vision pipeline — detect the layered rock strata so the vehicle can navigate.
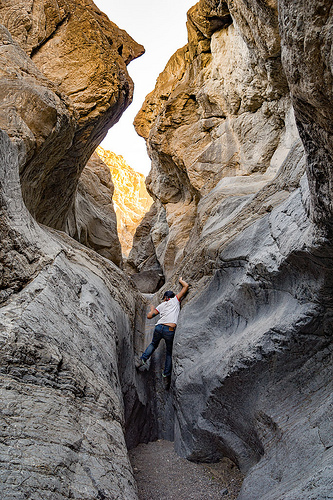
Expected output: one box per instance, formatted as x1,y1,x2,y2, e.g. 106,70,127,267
0,0,144,237
0,1,150,498
134,1,333,499
0,130,152,499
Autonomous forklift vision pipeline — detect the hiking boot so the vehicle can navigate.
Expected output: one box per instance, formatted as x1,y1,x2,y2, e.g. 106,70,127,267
135,356,146,369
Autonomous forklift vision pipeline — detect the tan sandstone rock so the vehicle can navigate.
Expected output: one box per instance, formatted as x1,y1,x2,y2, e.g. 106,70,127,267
96,146,153,257
0,0,144,234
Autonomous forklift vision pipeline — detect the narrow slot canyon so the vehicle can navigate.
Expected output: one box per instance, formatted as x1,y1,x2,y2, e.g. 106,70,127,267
0,1,332,500
126,302,244,499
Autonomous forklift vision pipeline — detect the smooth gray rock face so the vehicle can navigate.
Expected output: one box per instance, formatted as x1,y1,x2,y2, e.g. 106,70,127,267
130,270,165,294
173,179,333,498
127,203,166,293
131,1,333,499
0,3,148,497
278,0,333,231
0,130,147,499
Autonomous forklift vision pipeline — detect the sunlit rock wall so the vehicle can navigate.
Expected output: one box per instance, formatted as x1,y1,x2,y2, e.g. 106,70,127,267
134,1,333,498
0,0,144,236
96,146,153,257
134,0,295,282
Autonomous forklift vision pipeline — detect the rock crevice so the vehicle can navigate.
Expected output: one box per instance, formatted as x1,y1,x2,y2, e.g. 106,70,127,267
0,0,332,499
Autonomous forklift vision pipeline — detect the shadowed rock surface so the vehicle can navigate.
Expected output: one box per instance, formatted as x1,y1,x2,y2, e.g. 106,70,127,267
76,152,123,267
0,1,148,497
127,203,166,293
133,1,333,499
0,130,151,498
0,0,332,499
5,124,166,497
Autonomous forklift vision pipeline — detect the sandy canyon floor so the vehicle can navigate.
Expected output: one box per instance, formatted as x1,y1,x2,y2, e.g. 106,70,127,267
129,440,244,500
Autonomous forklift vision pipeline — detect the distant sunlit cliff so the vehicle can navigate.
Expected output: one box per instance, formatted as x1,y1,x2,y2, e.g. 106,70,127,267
96,146,153,256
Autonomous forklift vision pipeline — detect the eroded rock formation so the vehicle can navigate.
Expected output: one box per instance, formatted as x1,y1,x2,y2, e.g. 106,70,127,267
133,1,333,499
0,129,150,499
134,0,296,282
0,1,149,498
0,0,332,499
76,152,123,267
0,0,144,236
127,202,166,293
96,146,153,257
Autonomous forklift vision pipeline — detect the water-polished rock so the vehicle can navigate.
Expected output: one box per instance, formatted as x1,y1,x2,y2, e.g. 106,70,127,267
134,0,293,281
0,129,148,499
76,152,123,267
133,1,333,499
0,1,147,496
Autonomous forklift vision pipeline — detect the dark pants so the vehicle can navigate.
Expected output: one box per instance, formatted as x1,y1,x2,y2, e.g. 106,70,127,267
141,324,175,377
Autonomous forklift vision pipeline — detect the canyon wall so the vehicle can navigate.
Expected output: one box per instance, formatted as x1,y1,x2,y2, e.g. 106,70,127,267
0,2,151,498
134,1,333,499
0,0,143,248
0,0,332,499
0,128,143,499
76,152,123,267
96,146,153,257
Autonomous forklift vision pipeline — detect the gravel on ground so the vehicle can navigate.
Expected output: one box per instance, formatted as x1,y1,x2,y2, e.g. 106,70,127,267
129,439,243,500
